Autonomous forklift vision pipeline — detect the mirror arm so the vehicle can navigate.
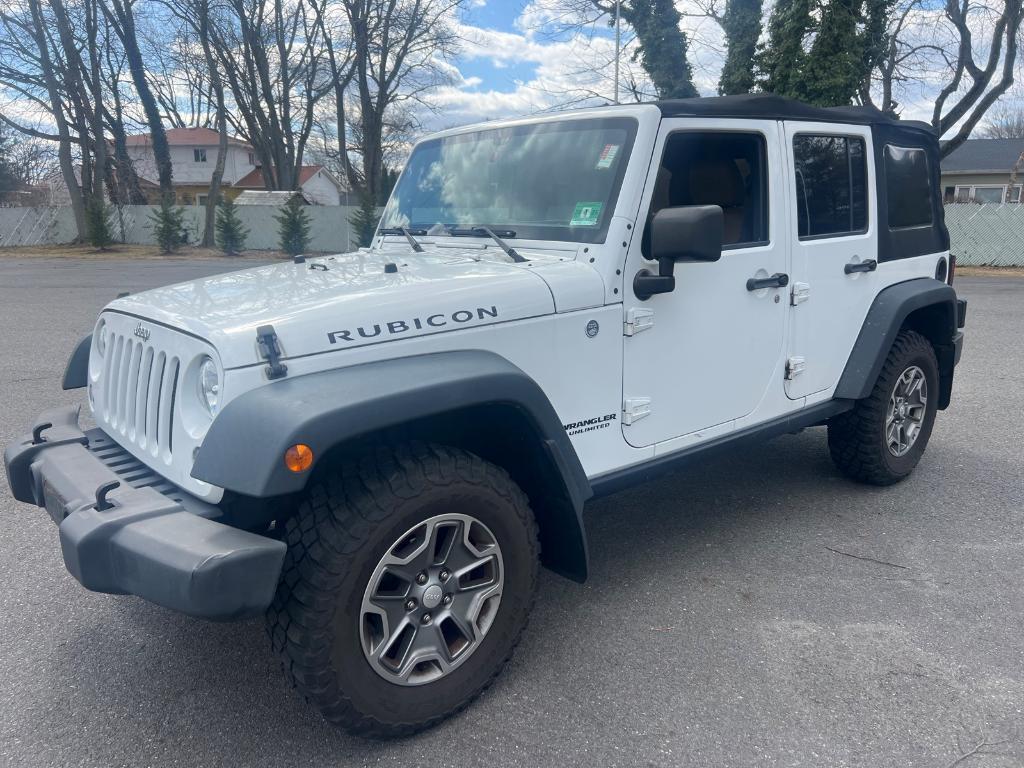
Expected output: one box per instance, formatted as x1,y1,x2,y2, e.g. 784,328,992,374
633,257,676,301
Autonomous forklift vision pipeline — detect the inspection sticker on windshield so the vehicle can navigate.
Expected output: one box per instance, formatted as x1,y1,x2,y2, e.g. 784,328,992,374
596,144,619,169
570,202,603,226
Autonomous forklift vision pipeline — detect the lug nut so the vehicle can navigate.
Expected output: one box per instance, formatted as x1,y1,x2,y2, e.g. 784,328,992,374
443,594,453,606
421,613,432,625
439,570,449,582
416,572,428,585
405,599,417,611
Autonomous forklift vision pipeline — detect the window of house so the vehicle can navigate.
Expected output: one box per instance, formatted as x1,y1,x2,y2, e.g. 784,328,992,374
972,185,1004,203
644,131,768,251
943,186,955,204
197,194,208,206
194,148,207,162
955,187,971,203
793,135,867,238
884,145,933,228
1008,186,1022,203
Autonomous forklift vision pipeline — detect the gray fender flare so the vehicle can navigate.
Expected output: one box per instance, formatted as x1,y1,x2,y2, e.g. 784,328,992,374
62,334,92,390
835,278,958,408
193,350,594,581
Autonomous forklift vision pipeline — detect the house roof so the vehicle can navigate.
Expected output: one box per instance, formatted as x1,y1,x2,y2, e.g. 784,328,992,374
941,138,1024,173
233,165,334,189
125,127,252,149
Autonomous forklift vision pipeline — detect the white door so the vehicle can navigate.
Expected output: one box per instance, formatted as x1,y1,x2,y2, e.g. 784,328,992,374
621,119,789,447
783,122,879,400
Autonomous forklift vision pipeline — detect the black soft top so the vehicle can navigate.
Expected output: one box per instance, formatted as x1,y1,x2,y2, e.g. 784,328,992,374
649,94,934,133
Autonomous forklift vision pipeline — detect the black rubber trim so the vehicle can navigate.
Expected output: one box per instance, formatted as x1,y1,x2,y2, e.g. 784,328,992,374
957,298,967,329
62,334,91,390
590,400,852,498
834,278,957,403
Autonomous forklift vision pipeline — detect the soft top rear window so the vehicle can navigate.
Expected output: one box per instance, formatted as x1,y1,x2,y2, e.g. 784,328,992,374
884,145,933,229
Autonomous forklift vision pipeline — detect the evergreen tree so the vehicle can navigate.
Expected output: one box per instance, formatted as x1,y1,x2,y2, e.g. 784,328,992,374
85,196,114,249
277,196,311,256
719,0,763,95
149,201,189,253
0,124,21,194
754,0,814,100
215,196,249,255
349,189,380,248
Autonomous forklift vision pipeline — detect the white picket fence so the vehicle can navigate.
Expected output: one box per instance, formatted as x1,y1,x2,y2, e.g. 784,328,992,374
0,204,370,253
943,203,1024,266
3,202,1024,265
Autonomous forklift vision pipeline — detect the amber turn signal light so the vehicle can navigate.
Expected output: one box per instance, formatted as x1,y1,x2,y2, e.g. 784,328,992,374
284,444,314,473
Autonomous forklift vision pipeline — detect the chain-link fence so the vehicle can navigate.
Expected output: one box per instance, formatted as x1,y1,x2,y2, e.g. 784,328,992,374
945,203,1024,266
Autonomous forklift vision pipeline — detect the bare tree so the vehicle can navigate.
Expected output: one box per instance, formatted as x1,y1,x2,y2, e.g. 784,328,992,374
980,101,1024,137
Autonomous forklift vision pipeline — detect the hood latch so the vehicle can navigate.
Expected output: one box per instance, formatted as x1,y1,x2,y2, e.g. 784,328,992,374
256,324,288,380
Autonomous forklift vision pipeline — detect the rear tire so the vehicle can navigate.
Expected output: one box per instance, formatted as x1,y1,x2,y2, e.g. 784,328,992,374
828,329,939,485
266,442,539,738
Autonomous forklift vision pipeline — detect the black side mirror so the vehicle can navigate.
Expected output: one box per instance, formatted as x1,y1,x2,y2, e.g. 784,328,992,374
634,205,724,300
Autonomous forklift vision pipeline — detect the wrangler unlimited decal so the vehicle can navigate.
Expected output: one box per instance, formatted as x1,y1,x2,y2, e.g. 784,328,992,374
563,413,617,436
327,306,500,344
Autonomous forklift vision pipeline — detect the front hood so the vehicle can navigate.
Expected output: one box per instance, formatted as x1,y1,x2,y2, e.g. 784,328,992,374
108,248,565,368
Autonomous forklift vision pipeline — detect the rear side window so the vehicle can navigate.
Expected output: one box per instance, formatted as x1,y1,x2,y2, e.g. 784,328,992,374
884,145,933,229
793,135,868,239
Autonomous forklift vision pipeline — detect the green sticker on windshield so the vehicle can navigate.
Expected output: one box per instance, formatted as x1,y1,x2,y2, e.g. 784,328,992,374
570,201,603,227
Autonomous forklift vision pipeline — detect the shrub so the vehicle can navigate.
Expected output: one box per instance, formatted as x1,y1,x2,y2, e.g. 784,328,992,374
349,189,380,248
149,201,189,253
215,196,248,255
277,195,311,256
85,196,114,249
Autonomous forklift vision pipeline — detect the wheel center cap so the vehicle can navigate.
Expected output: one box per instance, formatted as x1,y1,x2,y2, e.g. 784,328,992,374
422,584,443,609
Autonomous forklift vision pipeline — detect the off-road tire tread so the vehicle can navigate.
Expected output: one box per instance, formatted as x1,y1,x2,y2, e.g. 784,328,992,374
828,329,937,486
265,441,539,738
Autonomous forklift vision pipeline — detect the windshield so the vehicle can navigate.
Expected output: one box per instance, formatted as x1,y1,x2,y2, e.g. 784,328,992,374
380,117,638,244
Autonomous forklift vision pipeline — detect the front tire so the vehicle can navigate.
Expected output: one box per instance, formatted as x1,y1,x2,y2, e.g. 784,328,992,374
266,442,539,738
828,329,939,485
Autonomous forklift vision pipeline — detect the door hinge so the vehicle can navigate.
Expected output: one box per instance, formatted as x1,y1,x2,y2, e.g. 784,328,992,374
622,397,652,425
785,356,806,380
624,308,655,336
790,282,811,306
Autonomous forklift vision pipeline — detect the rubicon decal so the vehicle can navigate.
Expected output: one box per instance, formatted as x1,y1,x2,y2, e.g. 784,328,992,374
563,412,617,436
328,306,499,344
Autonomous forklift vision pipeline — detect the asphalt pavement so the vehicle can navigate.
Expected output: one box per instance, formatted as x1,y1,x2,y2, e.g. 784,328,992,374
1,257,1022,767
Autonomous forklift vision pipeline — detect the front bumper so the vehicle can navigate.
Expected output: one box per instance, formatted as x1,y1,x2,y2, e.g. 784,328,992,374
4,406,286,621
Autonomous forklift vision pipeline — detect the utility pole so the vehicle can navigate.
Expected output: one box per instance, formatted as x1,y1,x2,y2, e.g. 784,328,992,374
613,0,621,104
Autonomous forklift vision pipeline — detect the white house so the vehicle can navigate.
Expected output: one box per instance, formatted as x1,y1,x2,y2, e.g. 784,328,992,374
124,127,343,206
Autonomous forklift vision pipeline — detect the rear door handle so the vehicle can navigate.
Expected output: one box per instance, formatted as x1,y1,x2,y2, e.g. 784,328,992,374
844,259,877,274
746,272,789,291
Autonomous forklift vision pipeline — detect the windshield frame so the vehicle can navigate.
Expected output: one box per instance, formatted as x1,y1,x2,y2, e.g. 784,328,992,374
379,116,640,245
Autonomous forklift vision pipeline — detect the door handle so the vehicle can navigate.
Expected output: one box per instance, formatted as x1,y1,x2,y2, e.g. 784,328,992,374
844,259,877,274
746,272,789,291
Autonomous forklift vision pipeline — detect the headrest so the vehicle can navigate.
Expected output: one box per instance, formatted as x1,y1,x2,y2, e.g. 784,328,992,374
686,159,745,208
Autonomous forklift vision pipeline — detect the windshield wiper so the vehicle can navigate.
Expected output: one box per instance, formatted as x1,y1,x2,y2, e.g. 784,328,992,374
379,226,425,253
445,226,526,263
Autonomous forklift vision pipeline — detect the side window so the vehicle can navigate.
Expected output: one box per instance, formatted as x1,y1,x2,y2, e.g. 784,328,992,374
645,131,768,251
884,145,933,228
793,135,867,238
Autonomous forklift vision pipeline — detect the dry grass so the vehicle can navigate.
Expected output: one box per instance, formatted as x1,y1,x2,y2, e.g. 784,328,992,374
956,265,1024,278
0,243,287,260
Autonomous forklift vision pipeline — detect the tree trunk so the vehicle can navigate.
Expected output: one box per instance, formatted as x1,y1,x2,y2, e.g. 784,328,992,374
198,1,227,247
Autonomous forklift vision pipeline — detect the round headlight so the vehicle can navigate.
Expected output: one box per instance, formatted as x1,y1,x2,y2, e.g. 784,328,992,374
197,357,220,416
95,320,108,356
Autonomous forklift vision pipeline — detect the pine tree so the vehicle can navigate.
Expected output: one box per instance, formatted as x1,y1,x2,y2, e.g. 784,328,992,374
719,0,763,95
85,196,114,249
149,201,189,253
754,0,814,100
215,196,248,255
277,196,311,256
349,189,380,248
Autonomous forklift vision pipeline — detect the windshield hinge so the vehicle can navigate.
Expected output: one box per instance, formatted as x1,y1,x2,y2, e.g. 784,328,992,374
256,324,288,380
622,397,652,425
791,282,811,306
624,308,654,336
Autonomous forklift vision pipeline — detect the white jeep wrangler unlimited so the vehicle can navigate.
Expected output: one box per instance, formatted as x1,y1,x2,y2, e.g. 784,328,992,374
5,94,966,737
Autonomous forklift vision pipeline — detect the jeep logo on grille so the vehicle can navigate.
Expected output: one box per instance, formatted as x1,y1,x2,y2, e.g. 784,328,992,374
133,323,151,341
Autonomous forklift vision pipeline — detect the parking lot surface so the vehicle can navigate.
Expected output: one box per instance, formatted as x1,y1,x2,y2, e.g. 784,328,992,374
1,257,1022,767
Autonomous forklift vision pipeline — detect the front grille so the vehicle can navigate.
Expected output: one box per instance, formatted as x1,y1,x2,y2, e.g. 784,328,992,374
99,329,180,464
